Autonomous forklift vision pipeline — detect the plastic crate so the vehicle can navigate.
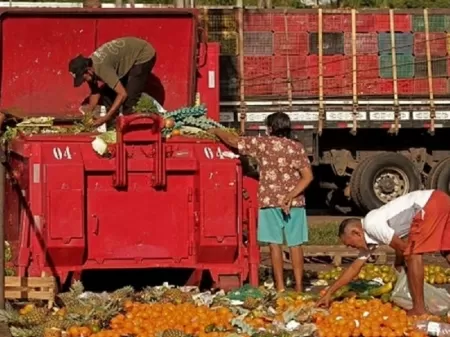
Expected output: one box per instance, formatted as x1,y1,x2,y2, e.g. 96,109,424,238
309,32,345,55
307,55,348,77
355,55,379,79
413,33,447,56
243,12,273,32
272,13,308,32
208,32,238,56
397,79,414,95
342,14,375,32
414,56,448,78
344,33,378,54
244,32,273,56
203,9,237,33
244,56,272,79
412,15,446,32
272,76,310,96
413,78,448,95
323,14,344,32
273,56,308,78
309,76,351,96
219,55,239,81
308,14,318,32
379,54,415,79
378,33,413,54
274,32,308,55
374,14,412,32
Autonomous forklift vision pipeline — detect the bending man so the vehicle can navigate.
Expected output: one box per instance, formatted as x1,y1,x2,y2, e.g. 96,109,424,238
317,189,450,315
69,37,156,127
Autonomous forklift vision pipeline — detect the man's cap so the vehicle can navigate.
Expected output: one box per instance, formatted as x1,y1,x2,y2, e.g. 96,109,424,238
68,55,90,87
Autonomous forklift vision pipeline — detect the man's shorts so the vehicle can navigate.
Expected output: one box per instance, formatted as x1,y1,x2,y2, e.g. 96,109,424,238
258,207,308,247
405,190,450,256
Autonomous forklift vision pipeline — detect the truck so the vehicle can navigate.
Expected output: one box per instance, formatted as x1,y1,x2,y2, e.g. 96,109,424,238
202,7,450,213
1,8,260,289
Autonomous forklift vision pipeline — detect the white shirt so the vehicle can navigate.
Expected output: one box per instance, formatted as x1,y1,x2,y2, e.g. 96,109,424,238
357,190,434,260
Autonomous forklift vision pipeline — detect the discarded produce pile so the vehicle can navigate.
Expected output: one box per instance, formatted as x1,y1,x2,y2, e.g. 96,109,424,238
1,96,238,149
0,280,446,337
317,264,450,285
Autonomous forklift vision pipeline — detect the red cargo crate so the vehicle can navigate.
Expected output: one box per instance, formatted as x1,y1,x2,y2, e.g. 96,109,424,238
272,76,310,96
323,14,344,32
374,14,412,32
244,12,273,31
397,79,414,95
357,78,393,95
307,55,348,77
273,32,308,55
244,56,272,96
342,14,375,32
308,14,318,32
344,33,378,54
273,56,308,78
309,76,351,96
414,78,448,95
413,33,447,56
272,13,308,32
355,55,379,79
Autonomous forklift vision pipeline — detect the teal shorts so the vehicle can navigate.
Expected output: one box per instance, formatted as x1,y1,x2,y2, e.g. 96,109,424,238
258,207,308,247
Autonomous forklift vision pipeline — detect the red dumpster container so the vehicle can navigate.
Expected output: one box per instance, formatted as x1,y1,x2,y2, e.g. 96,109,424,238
1,9,259,290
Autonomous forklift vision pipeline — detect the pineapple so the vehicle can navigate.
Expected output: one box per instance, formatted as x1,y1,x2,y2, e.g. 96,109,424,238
21,307,49,326
161,288,184,303
243,297,261,310
161,329,186,337
110,286,134,302
57,280,84,307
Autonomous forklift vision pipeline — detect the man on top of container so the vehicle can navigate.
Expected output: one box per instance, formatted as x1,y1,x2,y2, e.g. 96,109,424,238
208,112,314,292
68,37,156,127
317,189,450,316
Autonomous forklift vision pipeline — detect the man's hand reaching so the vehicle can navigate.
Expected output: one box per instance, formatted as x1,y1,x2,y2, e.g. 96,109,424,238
316,292,332,308
92,115,109,128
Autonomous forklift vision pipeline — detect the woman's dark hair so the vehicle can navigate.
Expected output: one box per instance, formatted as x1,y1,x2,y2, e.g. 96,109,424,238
265,112,292,138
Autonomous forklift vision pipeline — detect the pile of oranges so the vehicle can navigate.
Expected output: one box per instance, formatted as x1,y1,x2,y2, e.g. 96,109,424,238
90,301,236,337
314,298,430,337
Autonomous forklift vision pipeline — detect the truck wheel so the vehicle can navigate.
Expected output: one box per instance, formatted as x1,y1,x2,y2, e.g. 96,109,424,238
356,153,421,212
435,160,450,194
426,157,450,189
349,155,377,210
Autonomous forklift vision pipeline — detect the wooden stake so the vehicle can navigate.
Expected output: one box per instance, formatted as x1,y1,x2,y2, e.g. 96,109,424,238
284,9,293,110
389,9,400,135
351,9,358,135
318,8,325,135
424,9,436,135
237,6,246,134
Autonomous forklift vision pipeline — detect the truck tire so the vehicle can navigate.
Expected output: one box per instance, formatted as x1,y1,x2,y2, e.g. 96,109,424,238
349,155,378,210
356,153,421,212
435,160,450,195
426,157,450,190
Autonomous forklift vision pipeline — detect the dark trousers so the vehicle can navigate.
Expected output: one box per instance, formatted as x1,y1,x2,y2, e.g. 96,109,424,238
101,55,156,114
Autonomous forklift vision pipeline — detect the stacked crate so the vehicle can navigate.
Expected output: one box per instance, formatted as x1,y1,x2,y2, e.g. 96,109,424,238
202,9,239,99
243,12,274,96
412,14,449,95
209,10,450,99
271,12,309,96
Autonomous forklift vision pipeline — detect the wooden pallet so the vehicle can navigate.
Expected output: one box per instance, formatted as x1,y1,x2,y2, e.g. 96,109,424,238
5,276,56,308
261,245,394,266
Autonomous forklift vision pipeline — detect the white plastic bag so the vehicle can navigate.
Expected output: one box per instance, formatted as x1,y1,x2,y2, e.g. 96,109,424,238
391,270,450,316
